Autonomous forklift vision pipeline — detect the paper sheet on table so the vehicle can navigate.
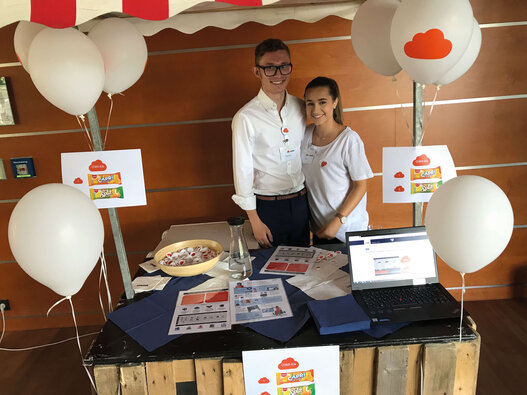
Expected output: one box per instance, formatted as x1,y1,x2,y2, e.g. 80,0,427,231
288,269,350,300
139,259,159,273
287,248,350,300
132,275,171,293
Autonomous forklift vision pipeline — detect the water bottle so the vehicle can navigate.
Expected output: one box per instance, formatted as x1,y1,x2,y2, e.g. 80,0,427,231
228,217,252,280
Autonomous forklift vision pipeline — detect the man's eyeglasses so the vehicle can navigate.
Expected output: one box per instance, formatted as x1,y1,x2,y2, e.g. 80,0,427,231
256,63,293,77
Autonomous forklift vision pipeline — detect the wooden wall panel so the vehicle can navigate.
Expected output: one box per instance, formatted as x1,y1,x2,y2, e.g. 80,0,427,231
115,188,244,253
0,1,526,331
0,22,18,63
439,229,527,288
471,0,527,23
1,16,525,133
144,15,353,52
402,100,527,167
104,124,233,189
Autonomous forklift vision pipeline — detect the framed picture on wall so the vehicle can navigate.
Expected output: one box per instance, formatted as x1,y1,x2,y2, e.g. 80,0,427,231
0,77,15,126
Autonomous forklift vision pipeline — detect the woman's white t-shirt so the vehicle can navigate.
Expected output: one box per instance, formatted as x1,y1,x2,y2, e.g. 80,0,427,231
301,124,373,242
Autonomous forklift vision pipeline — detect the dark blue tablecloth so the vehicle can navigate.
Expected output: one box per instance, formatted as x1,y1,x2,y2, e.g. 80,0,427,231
108,247,405,351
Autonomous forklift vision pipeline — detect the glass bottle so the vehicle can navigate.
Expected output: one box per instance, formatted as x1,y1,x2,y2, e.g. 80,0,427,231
228,217,252,280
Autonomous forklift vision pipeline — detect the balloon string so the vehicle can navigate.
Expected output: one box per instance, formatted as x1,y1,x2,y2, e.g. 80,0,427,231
76,114,94,151
391,76,412,146
459,272,466,342
102,250,112,313
47,296,69,316
417,84,440,146
103,93,114,150
67,296,98,392
98,246,112,319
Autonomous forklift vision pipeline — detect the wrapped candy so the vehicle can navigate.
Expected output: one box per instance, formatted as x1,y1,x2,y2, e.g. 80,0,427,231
88,172,122,186
159,245,218,266
411,181,442,194
410,166,442,181
90,186,124,199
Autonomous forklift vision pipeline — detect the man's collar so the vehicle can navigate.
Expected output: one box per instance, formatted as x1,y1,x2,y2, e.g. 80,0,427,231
257,89,288,111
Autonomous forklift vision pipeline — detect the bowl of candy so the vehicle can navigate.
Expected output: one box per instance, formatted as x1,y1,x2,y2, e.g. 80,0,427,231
154,239,223,277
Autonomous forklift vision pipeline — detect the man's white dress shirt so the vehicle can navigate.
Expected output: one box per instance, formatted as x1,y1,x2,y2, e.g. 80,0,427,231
232,89,306,211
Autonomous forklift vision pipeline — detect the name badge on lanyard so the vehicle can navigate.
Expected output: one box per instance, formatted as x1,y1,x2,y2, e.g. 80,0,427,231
280,144,297,162
302,146,316,164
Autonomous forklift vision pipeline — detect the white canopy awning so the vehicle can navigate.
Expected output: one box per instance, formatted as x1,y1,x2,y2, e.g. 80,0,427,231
1,0,362,34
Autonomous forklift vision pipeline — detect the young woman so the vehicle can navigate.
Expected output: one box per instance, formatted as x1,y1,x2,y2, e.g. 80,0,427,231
301,76,373,243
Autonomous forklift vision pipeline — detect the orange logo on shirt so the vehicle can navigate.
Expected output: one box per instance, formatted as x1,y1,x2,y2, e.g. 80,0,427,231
321,161,327,167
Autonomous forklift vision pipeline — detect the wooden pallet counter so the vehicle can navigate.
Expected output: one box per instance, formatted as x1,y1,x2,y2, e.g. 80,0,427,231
85,316,480,395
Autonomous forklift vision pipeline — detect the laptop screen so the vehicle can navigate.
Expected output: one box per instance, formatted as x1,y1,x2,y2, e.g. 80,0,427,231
346,227,439,291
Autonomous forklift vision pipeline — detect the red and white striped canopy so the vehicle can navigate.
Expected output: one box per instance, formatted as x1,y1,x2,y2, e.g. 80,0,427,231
0,0,278,29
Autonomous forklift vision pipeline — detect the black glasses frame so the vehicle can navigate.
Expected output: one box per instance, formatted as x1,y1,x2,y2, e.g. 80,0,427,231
256,63,293,77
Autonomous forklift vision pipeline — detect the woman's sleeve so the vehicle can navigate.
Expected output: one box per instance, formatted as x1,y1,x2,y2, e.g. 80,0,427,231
345,131,374,181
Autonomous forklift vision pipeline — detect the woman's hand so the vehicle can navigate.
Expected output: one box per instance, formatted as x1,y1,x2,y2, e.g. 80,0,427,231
315,217,341,240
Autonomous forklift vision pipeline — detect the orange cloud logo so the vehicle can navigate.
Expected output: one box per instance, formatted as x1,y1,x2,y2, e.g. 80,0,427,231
260,392,270,395
413,154,431,166
278,357,299,370
394,186,405,192
404,29,452,59
73,177,83,184
321,161,327,167
89,160,107,172
394,171,404,178
258,377,270,384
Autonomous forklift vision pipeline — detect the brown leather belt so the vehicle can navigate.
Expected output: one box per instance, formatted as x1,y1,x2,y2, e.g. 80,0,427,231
256,188,306,201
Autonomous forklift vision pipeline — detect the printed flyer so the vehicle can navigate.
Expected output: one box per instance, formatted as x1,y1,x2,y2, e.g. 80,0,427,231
260,246,319,276
229,279,292,325
242,345,339,395
168,288,231,335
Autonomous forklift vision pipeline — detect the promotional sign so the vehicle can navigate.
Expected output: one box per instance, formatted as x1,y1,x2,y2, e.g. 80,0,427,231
61,149,146,209
242,345,339,395
382,145,456,203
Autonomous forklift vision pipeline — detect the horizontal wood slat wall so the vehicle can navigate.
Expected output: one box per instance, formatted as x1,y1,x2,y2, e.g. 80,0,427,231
0,0,526,330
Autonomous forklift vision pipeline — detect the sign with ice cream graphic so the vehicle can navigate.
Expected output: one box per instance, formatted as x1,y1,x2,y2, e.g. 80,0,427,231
61,149,146,209
382,146,456,203
242,345,339,395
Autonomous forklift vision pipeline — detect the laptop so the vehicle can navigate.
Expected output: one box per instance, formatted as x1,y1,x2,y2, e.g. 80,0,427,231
346,226,461,324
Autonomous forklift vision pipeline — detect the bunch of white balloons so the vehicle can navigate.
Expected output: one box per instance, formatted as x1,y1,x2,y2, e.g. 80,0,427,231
14,18,148,116
351,0,482,85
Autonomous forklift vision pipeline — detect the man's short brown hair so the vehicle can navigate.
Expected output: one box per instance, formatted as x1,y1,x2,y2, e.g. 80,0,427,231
255,39,290,65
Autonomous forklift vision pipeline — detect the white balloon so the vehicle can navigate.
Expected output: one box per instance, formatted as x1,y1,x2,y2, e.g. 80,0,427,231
13,21,45,72
351,0,402,76
8,184,104,297
27,28,105,116
390,0,474,84
88,18,148,95
425,176,514,274
434,19,481,85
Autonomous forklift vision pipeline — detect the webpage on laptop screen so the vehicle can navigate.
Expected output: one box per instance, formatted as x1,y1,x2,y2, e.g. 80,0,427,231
348,233,437,285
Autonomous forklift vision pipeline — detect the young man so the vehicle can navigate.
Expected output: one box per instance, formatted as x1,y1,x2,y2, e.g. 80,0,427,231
231,38,309,248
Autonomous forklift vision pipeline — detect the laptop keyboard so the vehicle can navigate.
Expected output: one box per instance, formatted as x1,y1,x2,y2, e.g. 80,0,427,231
361,285,451,309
